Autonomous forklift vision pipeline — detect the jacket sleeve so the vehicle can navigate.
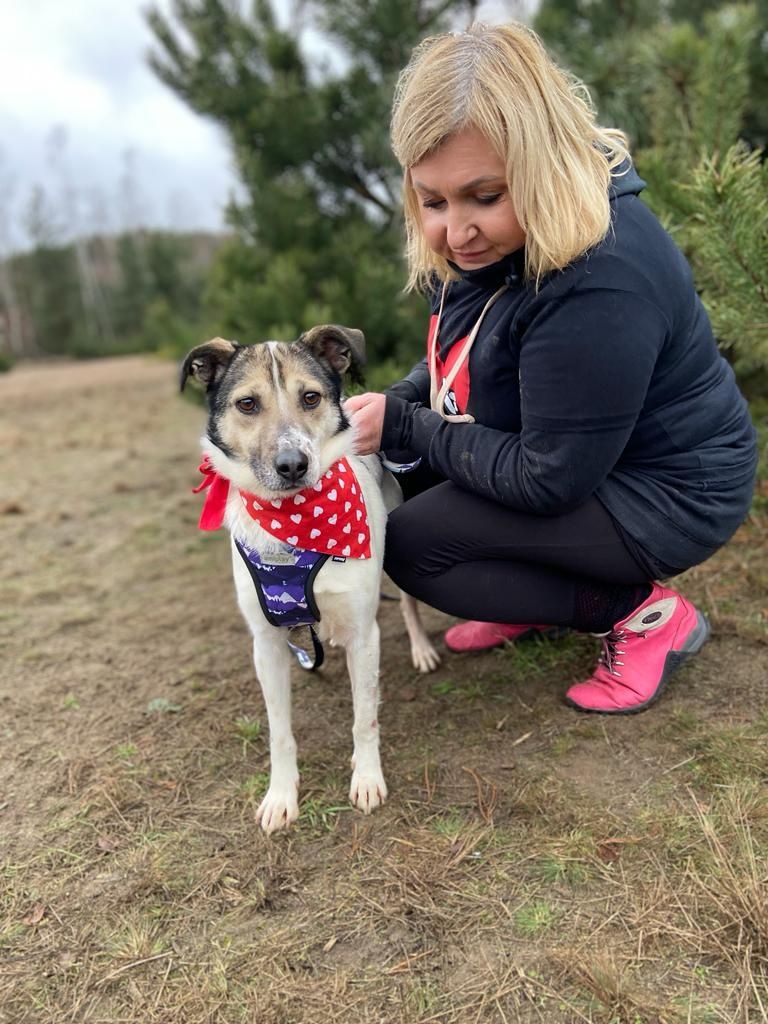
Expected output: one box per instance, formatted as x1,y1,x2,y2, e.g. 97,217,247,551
380,288,669,513
384,357,430,405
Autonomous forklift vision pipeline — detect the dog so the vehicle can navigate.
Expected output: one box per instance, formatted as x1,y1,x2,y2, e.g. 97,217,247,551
180,325,439,833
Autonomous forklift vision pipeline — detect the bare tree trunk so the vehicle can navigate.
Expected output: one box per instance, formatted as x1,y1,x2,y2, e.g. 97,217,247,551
0,259,28,356
48,127,115,349
72,230,115,347
0,151,35,356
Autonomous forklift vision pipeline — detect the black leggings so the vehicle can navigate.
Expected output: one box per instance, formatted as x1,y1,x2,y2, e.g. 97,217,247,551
384,469,655,634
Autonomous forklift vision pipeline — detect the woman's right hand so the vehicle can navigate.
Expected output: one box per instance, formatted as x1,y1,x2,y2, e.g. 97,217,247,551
344,392,387,455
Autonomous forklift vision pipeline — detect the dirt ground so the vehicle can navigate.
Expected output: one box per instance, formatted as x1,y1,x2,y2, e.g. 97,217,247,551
2,355,768,1023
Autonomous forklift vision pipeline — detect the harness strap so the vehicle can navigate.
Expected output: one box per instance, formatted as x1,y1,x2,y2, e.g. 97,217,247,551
234,539,329,672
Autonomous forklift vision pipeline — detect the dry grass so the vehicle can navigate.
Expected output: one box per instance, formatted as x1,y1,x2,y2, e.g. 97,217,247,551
2,357,768,1023
6,753,768,1022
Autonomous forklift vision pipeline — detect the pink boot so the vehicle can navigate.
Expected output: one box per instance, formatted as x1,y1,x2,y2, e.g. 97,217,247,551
565,583,710,714
444,621,558,653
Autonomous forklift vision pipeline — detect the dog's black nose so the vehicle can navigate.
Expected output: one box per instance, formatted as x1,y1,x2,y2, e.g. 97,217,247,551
275,448,309,485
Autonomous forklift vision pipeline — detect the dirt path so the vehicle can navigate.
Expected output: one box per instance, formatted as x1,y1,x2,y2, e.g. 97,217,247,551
2,356,767,1022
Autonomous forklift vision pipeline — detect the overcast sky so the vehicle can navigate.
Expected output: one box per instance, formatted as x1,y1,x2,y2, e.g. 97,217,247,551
0,0,530,253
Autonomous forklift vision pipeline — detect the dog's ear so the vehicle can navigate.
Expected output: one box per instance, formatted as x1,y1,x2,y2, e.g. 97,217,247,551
180,338,239,392
299,325,366,382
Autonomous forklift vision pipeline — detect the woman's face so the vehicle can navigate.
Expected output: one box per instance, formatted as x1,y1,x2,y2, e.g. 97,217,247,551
410,126,525,270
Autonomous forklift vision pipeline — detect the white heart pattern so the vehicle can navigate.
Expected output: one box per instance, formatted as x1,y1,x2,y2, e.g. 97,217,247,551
231,457,370,559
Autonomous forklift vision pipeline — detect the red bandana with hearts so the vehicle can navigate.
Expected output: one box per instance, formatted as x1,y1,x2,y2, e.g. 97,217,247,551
193,455,371,559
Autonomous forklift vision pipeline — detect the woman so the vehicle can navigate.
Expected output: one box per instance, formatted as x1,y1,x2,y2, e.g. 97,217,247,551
345,22,757,714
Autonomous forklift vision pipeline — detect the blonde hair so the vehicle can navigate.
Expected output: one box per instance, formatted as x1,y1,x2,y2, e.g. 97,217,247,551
390,22,630,290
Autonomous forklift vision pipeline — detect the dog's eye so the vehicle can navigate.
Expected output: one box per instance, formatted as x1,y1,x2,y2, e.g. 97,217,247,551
302,392,321,409
235,396,259,414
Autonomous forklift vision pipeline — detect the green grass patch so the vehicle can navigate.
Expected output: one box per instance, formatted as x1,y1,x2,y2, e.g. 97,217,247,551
513,899,557,935
233,714,262,749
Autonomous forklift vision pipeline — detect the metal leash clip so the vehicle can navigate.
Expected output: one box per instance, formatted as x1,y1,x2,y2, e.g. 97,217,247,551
286,624,325,671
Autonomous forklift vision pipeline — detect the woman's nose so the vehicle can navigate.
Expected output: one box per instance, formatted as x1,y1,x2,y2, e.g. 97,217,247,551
446,208,477,250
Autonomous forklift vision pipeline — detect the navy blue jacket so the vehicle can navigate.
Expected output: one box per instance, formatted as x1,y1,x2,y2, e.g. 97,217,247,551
382,165,757,576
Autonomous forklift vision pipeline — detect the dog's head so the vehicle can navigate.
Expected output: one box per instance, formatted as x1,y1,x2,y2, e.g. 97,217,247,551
180,326,365,498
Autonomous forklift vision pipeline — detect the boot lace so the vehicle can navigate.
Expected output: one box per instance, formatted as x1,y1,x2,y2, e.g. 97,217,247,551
597,628,645,678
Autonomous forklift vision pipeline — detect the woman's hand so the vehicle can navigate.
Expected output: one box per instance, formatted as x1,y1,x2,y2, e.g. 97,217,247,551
345,392,386,455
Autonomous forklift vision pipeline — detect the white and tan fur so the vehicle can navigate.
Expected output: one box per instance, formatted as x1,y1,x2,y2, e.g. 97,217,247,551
181,327,438,834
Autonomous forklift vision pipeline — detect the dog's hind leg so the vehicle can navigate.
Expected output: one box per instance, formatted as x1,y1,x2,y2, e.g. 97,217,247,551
346,621,388,814
251,634,300,834
400,592,441,673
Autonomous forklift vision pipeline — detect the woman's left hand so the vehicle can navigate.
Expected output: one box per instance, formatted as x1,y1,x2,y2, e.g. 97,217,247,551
344,392,386,455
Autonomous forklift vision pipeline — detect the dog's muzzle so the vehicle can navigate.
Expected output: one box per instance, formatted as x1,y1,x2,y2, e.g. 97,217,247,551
274,448,309,486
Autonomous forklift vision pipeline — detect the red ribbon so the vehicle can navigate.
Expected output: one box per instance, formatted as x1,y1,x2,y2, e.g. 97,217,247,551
192,456,231,530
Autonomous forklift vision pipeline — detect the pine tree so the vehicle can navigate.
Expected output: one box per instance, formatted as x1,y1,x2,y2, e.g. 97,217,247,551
685,145,768,376
535,2,768,384
145,0,476,367
636,6,766,382
534,0,768,149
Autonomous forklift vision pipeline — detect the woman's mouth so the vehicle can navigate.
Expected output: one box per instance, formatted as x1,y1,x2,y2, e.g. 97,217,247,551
452,248,492,264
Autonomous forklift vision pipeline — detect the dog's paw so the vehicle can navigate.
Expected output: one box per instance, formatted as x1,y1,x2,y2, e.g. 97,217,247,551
411,638,441,673
349,770,388,815
256,786,300,834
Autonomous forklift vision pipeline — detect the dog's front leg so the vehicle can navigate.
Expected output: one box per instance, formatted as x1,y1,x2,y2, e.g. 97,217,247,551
346,621,388,814
252,636,300,833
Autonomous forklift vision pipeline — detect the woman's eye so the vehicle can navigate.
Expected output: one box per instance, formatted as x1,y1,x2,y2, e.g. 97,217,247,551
422,199,446,210
303,392,321,409
476,193,502,205
235,396,258,414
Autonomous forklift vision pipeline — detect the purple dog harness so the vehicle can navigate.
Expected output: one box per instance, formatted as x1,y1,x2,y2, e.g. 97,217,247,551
234,538,332,670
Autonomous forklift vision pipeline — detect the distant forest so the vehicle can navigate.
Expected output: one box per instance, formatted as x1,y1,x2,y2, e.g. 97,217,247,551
0,228,224,363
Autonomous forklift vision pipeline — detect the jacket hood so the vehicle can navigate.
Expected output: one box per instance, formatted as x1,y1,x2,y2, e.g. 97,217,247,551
609,159,646,199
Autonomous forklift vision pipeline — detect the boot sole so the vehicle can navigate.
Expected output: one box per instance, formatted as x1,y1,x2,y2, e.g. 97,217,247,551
564,611,711,716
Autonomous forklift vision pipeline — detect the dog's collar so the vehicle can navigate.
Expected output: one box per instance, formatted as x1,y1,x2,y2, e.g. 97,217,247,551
193,456,371,559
